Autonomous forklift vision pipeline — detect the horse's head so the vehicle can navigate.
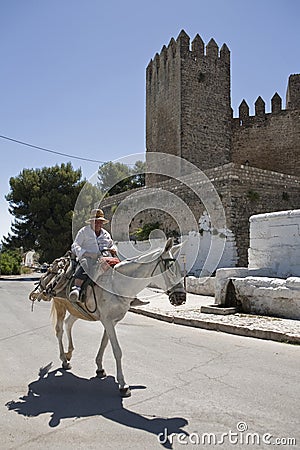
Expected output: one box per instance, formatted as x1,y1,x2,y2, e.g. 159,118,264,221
107,238,186,305
156,238,187,307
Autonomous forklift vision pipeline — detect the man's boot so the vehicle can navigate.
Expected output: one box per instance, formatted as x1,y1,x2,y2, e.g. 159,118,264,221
69,286,81,303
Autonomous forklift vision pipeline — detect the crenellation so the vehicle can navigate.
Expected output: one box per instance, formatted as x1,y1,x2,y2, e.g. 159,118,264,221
239,100,249,123
149,32,228,76
255,96,265,117
191,34,204,58
220,43,230,64
153,53,160,74
206,38,219,59
232,107,300,177
146,59,153,84
160,45,168,63
271,92,282,113
167,37,177,58
176,29,190,56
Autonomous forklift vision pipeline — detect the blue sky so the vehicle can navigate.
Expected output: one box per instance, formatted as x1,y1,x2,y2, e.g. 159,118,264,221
0,0,299,241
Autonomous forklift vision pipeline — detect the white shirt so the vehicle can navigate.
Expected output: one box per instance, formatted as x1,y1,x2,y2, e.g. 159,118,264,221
71,225,115,259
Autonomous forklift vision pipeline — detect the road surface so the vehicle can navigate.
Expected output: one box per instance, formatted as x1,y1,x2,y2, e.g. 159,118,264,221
0,279,299,449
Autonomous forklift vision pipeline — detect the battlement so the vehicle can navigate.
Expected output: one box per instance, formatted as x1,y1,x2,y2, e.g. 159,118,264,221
236,94,282,125
146,29,230,81
235,74,300,126
235,93,285,127
232,83,300,177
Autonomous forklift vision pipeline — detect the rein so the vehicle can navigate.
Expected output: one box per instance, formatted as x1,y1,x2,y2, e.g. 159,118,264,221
150,256,176,277
84,282,98,314
150,255,186,306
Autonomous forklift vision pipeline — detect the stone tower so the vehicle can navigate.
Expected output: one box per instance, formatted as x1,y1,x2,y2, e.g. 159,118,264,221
102,32,300,268
146,30,232,177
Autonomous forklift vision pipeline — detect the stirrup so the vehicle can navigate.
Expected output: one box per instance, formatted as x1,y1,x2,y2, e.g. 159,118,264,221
69,287,81,303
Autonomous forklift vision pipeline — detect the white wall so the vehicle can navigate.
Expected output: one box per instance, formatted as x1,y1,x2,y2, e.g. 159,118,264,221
249,209,300,277
116,228,238,278
24,250,36,267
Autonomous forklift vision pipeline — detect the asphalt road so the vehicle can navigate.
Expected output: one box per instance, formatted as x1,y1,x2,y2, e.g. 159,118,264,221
0,279,299,450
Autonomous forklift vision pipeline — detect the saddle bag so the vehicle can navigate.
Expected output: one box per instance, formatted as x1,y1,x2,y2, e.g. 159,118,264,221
29,251,76,302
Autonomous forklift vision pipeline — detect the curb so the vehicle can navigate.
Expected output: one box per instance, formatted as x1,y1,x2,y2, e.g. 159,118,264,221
2,276,298,345
129,307,300,345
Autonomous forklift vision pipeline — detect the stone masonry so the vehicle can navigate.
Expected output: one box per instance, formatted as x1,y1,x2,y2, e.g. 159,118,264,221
146,30,300,178
101,30,300,268
101,163,300,267
146,30,231,177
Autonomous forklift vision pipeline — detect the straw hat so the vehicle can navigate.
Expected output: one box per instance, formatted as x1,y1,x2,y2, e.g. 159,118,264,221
86,208,109,224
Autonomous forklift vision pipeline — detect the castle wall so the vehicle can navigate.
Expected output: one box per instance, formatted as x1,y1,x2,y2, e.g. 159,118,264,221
224,165,300,265
100,164,300,268
232,109,300,176
101,32,300,272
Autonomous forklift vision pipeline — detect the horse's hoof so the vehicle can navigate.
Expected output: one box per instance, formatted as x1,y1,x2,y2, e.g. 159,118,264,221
120,386,131,397
96,369,107,378
62,362,71,370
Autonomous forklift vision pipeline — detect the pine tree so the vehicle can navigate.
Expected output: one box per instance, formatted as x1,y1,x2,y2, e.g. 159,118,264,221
3,163,91,262
98,160,146,195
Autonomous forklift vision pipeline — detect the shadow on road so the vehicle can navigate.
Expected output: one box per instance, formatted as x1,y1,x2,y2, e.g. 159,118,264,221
5,364,188,449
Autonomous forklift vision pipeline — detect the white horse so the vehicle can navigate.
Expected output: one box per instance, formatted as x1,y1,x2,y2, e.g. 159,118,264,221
50,238,186,397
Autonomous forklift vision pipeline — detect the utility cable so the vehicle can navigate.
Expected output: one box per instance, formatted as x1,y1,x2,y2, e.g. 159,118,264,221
0,134,107,164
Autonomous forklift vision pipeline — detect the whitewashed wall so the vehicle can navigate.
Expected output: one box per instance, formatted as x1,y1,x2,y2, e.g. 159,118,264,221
24,250,36,267
183,230,237,277
116,228,238,278
249,209,300,277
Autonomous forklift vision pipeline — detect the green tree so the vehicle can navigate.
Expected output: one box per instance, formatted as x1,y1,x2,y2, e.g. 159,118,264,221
0,250,22,275
72,180,102,236
131,160,146,189
3,163,87,263
98,160,146,195
134,222,161,241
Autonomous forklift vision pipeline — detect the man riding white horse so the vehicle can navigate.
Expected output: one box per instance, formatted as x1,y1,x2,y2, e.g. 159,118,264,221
69,208,119,303
29,228,187,396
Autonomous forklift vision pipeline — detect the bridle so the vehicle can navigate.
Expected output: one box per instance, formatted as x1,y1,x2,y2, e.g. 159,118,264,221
150,255,177,278
150,255,186,306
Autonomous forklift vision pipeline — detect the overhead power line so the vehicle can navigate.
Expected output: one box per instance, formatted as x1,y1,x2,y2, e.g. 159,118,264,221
0,134,107,164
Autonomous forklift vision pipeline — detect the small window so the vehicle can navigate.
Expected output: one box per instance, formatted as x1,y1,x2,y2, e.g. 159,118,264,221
197,72,205,83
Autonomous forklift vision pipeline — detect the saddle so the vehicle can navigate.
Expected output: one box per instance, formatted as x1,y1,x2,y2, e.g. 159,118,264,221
76,256,120,303
102,256,120,267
